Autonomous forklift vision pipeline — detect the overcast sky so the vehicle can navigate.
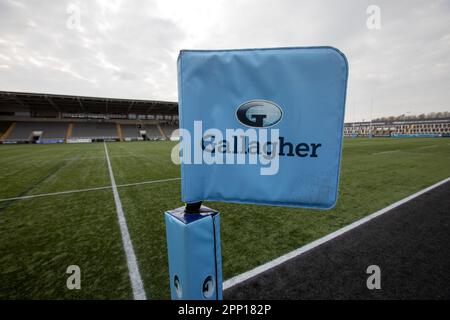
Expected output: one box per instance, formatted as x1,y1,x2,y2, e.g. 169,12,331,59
0,0,449,121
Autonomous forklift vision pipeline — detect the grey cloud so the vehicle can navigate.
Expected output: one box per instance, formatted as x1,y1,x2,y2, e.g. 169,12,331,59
0,0,449,119
0,0,183,100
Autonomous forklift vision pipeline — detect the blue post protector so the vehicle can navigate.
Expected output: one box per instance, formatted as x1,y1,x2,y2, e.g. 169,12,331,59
165,205,222,300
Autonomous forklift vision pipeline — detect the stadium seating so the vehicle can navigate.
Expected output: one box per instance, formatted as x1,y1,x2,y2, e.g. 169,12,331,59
0,120,179,143
5,122,33,141
40,123,68,139
71,122,118,140
120,124,167,140
142,124,164,140
121,124,141,139
4,122,68,142
160,124,179,139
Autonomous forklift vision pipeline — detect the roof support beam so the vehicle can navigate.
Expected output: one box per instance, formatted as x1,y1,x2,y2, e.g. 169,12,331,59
45,95,60,113
145,103,156,114
77,97,85,112
127,101,135,114
11,95,27,108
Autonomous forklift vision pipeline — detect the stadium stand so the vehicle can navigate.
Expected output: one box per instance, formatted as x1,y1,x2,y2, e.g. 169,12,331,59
40,122,68,140
0,121,11,136
0,91,178,144
121,124,141,140
344,118,450,137
6,122,40,142
71,122,118,140
120,124,166,141
160,123,179,139
142,124,164,140
4,122,68,143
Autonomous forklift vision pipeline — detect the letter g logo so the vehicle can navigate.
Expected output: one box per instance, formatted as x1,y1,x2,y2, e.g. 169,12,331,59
236,100,283,128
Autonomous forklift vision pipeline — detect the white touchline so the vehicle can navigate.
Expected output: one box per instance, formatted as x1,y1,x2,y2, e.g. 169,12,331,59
103,142,147,300
223,176,450,291
0,177,181,203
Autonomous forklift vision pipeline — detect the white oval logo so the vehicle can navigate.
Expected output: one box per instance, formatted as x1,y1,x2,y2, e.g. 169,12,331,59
236,100,283,127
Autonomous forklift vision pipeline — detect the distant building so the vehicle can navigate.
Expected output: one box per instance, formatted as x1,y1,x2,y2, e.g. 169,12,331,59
344,118,450,137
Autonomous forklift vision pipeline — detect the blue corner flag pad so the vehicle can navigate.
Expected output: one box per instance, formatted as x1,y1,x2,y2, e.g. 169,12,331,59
165,206,222,300
177,46,348,209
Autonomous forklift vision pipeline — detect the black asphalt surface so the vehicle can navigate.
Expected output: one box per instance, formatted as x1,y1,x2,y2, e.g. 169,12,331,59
224,181,450,299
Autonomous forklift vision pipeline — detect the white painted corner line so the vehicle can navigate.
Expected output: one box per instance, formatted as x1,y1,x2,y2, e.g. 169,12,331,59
104,142,147,300
223,176,450,290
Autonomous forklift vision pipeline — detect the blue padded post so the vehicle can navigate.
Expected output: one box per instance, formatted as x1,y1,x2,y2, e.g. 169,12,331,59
165,205,222,300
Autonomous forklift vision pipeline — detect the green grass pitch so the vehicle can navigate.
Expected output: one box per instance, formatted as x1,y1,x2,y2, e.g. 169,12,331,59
0,138,449,299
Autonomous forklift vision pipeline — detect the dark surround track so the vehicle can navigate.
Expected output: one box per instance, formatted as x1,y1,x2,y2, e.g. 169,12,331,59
225,181,450,300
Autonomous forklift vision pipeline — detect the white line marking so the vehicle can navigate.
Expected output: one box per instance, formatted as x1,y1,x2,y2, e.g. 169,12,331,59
223,176,450,290
372,150,400,155
0,186,112,203
104,142,147,300
62,154,151,161
117,177,181,188
0,177,181,203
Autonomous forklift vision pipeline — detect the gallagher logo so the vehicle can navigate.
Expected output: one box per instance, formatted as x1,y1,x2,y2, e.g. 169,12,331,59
236,100,283,128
